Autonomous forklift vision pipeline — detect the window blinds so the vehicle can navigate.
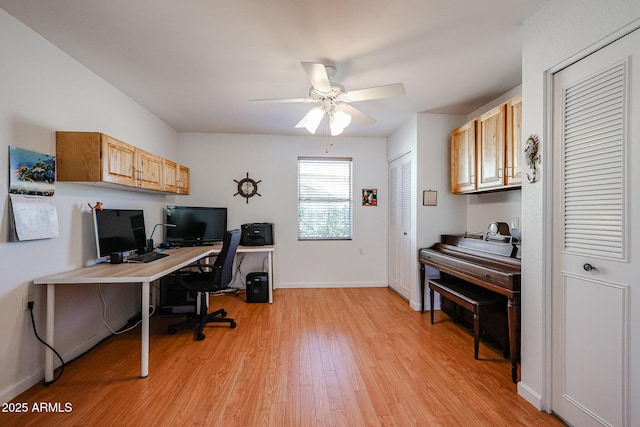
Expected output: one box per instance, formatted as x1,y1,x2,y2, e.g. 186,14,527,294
298,157,353,240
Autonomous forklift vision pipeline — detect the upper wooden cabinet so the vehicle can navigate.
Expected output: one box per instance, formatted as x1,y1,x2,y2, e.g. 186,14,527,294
56,131,188,194
450,119,477,193
177,164,190,195
163,159,178,193
450,95,522,194
136,147,164,191
505,95,522,186
477,104,506,191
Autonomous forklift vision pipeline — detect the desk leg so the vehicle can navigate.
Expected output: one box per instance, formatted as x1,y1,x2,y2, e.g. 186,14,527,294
141,281,150,378
268,251,274,304
45,284,55,383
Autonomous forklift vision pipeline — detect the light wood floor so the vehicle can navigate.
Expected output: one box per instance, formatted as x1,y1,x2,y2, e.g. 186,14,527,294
4,288,565,426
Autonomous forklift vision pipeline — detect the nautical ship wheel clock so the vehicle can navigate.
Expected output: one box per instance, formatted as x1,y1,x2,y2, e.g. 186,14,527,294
234,172,261,203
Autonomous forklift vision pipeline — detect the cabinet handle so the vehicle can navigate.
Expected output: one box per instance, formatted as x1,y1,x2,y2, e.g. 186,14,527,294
498,168,503,178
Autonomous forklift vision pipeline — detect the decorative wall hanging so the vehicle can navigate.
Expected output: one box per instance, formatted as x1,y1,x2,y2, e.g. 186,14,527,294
524,135,541,183
423,190,437,206
8,146,59,241
234,172,261,203
9,146,56,195
362,188,377,206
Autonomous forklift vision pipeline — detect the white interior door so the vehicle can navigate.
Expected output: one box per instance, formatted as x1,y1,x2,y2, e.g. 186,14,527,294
388,153,412,299
552,28,640,427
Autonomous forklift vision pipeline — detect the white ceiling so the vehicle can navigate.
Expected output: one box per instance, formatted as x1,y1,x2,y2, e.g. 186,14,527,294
0,0,549,137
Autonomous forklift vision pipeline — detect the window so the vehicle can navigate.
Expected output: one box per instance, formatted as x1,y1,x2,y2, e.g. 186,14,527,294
298,156,352,240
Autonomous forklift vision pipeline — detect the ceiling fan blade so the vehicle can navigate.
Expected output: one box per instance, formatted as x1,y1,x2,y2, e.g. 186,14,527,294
250,97,315,104
342,83,405,102
301,62,332,93
337,103,376,126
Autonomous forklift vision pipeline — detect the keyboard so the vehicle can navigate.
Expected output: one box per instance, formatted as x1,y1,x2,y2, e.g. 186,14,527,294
128,252,169,263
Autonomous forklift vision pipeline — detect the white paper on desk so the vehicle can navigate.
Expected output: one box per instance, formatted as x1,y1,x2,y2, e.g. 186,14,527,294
8,193,59,241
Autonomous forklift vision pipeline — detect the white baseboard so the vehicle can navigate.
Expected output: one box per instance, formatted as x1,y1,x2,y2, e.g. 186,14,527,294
276,281,388,289
0,370,44,404
517,380,543,410
1,323,124,403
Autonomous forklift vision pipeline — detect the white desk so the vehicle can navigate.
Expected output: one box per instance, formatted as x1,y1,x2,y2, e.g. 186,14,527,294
33,243,276,381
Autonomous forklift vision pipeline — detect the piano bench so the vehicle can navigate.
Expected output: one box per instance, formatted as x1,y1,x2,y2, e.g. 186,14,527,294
428,278,504,360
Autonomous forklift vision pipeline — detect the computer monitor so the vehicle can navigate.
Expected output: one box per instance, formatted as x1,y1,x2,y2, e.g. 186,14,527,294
165,206,227,246
93,208,147,258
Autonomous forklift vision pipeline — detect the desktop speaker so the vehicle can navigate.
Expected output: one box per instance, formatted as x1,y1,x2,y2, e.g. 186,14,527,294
246,272,269,303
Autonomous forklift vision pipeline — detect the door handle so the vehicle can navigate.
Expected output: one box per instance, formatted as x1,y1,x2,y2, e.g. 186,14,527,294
583,263,594,272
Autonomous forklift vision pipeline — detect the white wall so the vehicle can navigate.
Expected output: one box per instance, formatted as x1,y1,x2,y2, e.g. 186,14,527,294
0,10,179,402
387,113,468,309
520,0,640,410
415,113,469,250
177,132,389,289
415,114,467,309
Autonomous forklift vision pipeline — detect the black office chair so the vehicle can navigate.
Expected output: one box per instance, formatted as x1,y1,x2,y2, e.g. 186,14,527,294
168,229,241,340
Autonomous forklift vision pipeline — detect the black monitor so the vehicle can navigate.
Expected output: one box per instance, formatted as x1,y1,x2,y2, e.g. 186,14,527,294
165,206,227,246
93,208,147,258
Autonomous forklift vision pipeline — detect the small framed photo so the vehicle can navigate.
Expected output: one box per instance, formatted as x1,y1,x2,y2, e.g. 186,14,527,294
362,188,377,206
423,190,437,206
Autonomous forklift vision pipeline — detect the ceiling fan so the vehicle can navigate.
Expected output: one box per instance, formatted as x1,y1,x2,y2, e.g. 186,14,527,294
251,62,405,136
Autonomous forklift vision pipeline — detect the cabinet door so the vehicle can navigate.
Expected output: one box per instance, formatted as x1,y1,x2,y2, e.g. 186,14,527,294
101,135,136,186
163,159,178,193
477,104,506,190
177,164,190,195
450,119,477,193
136,148,164,190
506,95,522,186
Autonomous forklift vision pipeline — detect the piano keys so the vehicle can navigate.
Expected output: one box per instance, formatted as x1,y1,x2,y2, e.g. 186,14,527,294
419,234,521,382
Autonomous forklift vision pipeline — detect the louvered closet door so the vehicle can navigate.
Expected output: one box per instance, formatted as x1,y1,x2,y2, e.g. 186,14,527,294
388,153,412,300
551,28,640,427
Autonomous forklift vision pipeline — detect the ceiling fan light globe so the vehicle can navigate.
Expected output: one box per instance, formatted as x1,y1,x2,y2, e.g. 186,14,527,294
329,122,345,136
295,107,324,134
334,110,352,128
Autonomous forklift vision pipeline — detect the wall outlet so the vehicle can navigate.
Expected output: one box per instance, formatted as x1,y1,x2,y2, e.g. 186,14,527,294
511,217,520,230
22,291,33,311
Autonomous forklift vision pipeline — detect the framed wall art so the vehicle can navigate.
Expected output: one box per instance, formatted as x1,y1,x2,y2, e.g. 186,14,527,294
423,190,437,206
362,188,377,206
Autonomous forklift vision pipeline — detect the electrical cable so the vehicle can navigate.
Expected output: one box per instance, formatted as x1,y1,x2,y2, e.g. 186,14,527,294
231,253,246,289
97,285,155,334
28,302,65,386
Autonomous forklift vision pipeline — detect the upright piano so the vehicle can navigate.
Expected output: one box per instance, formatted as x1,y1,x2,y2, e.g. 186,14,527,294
418,234,521,382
